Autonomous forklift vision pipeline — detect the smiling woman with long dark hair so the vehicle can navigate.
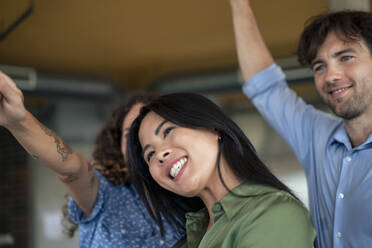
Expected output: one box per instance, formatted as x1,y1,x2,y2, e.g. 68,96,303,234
127,93,316,248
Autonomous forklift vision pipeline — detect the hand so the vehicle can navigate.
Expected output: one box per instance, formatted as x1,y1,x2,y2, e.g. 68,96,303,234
0,71,27,128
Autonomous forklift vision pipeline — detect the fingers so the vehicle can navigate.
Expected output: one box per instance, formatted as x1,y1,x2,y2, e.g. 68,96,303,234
0,71,24,104
0,71,17,90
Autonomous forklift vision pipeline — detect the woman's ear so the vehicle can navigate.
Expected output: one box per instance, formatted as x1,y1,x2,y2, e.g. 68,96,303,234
213,128,222,143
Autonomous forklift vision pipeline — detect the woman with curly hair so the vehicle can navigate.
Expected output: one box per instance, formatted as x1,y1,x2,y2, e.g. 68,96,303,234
62,96,147,238
62,93,184,247
0,75,183,248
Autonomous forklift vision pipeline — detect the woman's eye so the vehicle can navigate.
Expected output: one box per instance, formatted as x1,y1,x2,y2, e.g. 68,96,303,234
163,126,174,138
146,151,155,162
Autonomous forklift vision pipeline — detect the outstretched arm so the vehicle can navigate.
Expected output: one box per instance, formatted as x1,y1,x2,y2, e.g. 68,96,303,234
0,71,98,217
229,0,274,81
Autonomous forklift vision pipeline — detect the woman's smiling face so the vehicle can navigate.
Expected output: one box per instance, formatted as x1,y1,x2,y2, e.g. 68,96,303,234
138,111,220,198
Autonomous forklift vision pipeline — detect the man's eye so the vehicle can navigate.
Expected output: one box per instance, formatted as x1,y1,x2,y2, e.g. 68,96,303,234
313,65,325,72
163,126,174,138
146,151,155,162
341,56,352,62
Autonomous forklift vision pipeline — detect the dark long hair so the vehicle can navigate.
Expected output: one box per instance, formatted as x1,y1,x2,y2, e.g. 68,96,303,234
62,93,158,237
127,93,297,235
298,10,372,66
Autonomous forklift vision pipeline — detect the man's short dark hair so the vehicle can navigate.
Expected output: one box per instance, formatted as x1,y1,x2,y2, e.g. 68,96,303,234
297,10,372,66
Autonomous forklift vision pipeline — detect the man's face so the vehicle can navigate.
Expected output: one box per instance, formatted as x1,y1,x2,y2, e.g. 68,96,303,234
311,32,372,120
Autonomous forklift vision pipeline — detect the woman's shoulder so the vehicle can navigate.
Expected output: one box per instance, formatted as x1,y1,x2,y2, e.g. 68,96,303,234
233,186,316,247
229,183,311,228
245,185,309,218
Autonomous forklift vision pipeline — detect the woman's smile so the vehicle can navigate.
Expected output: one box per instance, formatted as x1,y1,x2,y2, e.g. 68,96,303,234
168,156,188,179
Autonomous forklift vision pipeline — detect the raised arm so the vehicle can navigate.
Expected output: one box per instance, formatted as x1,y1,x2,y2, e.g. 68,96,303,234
0,71,98,217
229,0,274,80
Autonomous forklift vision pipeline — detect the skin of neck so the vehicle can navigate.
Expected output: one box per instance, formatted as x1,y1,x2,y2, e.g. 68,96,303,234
197,156,243,231
344,110,372,147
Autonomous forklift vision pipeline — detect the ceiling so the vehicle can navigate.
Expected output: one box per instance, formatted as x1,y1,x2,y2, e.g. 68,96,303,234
0,0,330,91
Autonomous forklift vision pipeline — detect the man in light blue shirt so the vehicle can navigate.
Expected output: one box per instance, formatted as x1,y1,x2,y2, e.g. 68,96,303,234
229,0,372,247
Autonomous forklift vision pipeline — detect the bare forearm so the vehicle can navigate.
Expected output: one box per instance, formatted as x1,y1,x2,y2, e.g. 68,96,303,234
230,0,274,81
8,111,79,174
7,111,98,215
0,72,97,215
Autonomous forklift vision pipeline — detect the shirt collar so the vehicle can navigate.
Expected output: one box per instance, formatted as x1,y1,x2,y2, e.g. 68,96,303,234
332,120,351,148
218,182,278,220
184,208,208,247
332,119,372,149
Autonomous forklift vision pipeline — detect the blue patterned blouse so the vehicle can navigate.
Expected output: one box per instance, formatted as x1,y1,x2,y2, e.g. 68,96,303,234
68,169,184,248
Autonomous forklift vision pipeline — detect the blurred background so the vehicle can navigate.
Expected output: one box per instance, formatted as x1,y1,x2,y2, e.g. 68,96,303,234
0,0,370,247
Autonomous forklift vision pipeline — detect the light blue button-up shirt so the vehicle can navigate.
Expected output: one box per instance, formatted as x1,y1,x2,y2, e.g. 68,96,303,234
243,64,372,248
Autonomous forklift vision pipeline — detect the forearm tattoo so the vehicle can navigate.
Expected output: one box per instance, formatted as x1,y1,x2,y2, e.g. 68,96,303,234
38,121,73,162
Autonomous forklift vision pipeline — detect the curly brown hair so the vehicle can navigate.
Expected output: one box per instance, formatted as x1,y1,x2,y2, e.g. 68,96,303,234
62,93,159,238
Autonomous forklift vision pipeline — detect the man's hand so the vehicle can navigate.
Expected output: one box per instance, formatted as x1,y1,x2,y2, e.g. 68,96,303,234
0,71,27,128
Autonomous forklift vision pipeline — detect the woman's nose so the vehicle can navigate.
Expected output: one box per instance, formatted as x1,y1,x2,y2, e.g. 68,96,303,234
157,149,171,164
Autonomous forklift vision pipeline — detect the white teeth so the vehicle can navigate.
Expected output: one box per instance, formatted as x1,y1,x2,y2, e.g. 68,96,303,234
170,157,187,178
331,88,347,95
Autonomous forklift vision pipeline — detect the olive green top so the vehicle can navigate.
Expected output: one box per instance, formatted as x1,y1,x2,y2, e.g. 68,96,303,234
173,182,316,248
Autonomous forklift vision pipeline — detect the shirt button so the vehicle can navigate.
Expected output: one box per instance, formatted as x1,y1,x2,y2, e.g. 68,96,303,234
159,240,165,245
345,156,352,162
338,193,344,199
336,232,342,238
